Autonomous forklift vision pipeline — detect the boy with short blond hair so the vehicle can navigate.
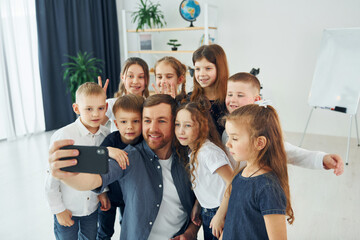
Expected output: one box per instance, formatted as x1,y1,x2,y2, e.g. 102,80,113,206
97,94,145,240
45,82,110,239
223,72,344,175
225,72,261,113
229,72,261,90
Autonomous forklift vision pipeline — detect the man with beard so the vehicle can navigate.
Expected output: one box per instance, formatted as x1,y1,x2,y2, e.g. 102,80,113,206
48,94,198,240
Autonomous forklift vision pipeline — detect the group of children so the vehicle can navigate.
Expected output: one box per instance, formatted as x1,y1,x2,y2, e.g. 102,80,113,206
45,44,344,240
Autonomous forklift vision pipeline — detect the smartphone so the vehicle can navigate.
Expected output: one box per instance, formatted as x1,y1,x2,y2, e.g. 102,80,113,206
60,145,109,174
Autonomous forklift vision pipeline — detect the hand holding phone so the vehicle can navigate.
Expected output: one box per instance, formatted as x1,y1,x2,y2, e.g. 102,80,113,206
60,145,109,174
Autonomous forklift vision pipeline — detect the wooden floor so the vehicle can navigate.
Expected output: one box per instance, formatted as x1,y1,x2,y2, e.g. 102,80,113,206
0,130,359,240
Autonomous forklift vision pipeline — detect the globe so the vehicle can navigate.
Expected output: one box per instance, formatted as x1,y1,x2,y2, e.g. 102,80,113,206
179,0,201,27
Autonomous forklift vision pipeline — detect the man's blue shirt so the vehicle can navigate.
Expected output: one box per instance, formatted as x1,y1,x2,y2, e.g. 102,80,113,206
100,131,128,204
95,140,195,240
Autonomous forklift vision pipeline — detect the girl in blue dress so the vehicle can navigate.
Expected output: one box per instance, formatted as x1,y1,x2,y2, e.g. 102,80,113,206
220,103,294,239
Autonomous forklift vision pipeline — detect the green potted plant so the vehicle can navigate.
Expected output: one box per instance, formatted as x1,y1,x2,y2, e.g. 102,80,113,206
62,51,103,103
167,39,181,51
131,0,167,31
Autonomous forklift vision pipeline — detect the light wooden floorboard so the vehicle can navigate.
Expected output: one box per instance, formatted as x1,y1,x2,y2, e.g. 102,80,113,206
0,131,359,239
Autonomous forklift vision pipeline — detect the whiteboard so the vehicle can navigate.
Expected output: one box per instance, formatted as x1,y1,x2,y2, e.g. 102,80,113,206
308,28,360,115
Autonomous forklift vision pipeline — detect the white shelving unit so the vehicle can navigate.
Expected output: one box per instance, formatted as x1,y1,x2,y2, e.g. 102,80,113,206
121,3,218,60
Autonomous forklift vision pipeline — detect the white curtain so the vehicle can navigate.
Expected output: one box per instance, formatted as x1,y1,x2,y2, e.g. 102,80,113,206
0,0,45,140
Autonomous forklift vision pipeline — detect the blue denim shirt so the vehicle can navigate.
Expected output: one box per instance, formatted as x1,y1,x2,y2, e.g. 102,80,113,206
100,131,128,205
95,140,195,240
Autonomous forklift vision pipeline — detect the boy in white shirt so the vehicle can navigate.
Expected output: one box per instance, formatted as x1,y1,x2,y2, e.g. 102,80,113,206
209,72,345,239
223,72,344,175
45,82,110,240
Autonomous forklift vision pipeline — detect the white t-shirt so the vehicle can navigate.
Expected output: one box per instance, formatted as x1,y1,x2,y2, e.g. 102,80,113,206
148,156,188,240
45,118,110,216
190,140,231,209
222,131,325,169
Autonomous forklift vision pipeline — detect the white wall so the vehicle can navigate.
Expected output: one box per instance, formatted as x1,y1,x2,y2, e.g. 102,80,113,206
218,0,360,138
118,0,360,138
118,0,220,93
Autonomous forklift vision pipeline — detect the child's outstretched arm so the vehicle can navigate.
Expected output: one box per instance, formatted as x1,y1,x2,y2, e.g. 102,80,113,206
285,142,344,175
209,164,234,238
107,147,129,170
264,214,287,240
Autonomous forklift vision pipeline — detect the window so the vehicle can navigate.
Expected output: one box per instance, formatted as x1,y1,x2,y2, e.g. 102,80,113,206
0,0,45,140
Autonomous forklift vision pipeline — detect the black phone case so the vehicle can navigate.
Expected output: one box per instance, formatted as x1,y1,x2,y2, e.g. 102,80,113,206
60,145,109,174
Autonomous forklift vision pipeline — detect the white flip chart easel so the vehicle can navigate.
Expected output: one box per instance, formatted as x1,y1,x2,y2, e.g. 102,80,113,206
300,28,360,165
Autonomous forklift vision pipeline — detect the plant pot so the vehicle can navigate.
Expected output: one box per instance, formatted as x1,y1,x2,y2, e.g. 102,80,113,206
171,47,178,51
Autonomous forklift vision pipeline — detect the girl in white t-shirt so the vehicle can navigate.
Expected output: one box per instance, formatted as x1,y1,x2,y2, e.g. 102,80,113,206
174,98,233,240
